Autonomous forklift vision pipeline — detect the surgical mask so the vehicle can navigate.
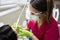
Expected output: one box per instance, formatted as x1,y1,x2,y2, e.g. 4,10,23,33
30,15,39,21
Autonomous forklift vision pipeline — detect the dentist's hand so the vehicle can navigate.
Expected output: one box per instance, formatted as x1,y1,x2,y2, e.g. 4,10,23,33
11,23,33,37
12,23,22,29
18,29,33,37
11,23,22,34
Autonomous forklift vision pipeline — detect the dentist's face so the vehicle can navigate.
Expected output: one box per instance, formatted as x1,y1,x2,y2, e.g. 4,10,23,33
29,4,48,22
30,5,46,19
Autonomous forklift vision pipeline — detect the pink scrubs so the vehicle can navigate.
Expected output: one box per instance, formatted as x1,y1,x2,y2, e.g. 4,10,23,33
27,16,59,40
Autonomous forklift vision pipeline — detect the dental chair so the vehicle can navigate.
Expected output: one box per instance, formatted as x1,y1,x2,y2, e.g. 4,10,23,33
53,8,60,40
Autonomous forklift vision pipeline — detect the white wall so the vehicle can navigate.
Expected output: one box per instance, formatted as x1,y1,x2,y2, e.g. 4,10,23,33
0,0,26,26
0,0,27,5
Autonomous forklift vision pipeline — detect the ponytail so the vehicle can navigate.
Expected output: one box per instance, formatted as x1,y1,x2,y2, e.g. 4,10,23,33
46,0,54,24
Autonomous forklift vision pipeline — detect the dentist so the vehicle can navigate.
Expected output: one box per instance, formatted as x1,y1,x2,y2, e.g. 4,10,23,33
13,0,59,40
24,0,59,40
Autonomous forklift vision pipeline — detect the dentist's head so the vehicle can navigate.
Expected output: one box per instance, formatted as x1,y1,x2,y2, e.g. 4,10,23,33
30,0,54,23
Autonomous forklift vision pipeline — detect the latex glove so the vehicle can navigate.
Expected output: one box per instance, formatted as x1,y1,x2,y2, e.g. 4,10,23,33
11,23,22,34
12,23,33,37
18,29,33,37
12,23,22,29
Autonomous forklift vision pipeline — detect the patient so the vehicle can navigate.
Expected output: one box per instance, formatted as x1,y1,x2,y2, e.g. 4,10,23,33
0,25,17,40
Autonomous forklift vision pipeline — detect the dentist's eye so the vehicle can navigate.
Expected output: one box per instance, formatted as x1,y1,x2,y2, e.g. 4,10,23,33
31,13,35,15
35,12,38,13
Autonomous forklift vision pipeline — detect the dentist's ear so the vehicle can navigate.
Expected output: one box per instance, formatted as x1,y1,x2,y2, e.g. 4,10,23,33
43,12,48,17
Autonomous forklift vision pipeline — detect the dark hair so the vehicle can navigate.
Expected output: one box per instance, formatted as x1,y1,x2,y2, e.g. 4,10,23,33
0,25,17,40
47,0,54,23
30,0,34,3
30,0,47,12
30,0,54,23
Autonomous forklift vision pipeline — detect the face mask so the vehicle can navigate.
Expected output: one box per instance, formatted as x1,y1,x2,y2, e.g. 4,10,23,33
30,15,39,21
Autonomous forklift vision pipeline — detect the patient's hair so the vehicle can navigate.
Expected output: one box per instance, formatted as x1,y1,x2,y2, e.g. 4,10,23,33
0,25,17,40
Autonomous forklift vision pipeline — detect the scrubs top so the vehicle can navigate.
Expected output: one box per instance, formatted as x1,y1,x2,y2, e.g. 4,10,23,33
27,16,59,40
